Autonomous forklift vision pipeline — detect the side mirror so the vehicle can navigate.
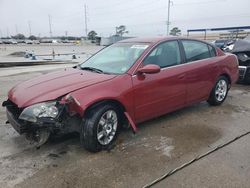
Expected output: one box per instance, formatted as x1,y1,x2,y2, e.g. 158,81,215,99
137,64,160,74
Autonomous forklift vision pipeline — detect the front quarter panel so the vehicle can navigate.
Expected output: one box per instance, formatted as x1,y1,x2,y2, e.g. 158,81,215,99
66,74,134,119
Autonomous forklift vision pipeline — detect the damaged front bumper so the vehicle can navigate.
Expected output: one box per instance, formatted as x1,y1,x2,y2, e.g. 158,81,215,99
2,99,81,146
3,100,64,134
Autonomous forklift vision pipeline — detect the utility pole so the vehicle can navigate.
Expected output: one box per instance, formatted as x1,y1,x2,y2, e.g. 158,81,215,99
15,24,18,34
167,0,173,35
0,29,2,38
48,15,52,38
84,4,88,38
28,21,32,36
6,28,9,38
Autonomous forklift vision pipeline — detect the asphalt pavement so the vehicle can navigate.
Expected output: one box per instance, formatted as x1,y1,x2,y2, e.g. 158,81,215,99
0,44,250,188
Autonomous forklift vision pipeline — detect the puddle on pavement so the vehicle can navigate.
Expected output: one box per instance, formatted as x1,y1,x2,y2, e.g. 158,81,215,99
116,135,175,158
6,104,227,188
116,104,222,161
4,87,249,187
0,128,80,188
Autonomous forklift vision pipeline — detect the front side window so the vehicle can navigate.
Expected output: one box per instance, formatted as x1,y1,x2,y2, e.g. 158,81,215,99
182,40,211,62
80,42,149,74
143,40,181,68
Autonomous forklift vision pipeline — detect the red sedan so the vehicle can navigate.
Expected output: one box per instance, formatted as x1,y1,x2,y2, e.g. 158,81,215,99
2,37,239,152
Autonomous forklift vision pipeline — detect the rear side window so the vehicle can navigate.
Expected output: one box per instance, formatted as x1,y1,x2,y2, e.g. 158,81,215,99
208,45,216,57
182,40,211,62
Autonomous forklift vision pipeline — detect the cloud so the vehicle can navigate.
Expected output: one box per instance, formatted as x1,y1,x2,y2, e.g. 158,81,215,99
0,0,249,37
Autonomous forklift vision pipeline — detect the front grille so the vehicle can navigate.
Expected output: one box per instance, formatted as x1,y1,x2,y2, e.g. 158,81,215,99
246,67,250,74
239,66,247,81
4,100,28,134
245,67,250,81
5,100,23,119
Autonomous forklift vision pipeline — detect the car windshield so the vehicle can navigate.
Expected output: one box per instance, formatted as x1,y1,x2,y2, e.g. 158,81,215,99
80,42,149,74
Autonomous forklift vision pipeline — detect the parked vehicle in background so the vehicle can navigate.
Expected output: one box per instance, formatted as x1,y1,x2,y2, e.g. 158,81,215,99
40,39,53,43
25,40,33,44
2,40,11,44
2,37,239,152
17,40,26,44
33,40,40,44
228,38,250,83
61,40,69,43
0,40,3,44
214,39,229,49
3,39,18,44
10,39,18,44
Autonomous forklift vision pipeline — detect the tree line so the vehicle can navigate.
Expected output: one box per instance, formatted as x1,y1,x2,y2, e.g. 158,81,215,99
2,25,181,40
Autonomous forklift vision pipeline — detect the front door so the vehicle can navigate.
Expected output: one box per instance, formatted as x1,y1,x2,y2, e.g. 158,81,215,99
132,40,187,123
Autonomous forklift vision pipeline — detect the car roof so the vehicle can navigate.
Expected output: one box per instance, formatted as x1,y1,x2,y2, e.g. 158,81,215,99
118,36,181,44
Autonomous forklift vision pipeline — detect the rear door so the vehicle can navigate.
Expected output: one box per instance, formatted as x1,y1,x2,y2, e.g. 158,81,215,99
180,40,217,104
132,40,187,123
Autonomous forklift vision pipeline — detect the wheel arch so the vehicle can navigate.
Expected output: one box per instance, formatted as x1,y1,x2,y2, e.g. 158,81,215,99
208,73,231,100
220,73,231,87
82,98,138,133
84,99,126,117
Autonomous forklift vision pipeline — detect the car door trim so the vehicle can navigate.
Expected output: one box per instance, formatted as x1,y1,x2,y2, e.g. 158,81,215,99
132,57,215,77
132,39,216,77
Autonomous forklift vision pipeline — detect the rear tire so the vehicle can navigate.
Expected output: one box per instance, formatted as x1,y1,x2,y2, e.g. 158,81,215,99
207,76,229,106
80,104,121,152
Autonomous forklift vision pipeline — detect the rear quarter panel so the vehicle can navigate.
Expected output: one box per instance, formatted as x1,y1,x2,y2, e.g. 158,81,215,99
217,52,239,85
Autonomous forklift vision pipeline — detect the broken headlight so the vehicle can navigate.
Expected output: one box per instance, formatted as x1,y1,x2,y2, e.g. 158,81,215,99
19,101,59,123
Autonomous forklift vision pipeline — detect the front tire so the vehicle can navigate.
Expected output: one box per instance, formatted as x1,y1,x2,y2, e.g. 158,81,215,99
207,76,229,106
80,104,121,152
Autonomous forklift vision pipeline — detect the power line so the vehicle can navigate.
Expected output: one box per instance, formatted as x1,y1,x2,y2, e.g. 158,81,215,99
91,21,166,30
89,0,160,15
55,6,166,24
172,13,250,23
45,1,164,24
174,0,227,6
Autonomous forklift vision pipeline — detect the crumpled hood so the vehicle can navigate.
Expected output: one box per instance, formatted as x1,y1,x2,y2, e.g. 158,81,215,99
8,68,116,108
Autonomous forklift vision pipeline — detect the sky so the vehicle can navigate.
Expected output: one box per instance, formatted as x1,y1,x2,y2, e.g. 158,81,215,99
0,0,249,38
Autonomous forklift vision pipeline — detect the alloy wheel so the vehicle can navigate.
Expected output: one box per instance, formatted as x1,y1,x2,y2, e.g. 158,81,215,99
215,79,227,102
97,110,118,145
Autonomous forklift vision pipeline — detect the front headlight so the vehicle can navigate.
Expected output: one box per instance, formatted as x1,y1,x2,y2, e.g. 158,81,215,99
19,101,59,123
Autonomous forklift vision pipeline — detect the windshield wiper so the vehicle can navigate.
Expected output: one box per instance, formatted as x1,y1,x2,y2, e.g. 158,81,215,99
80,66,104,74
